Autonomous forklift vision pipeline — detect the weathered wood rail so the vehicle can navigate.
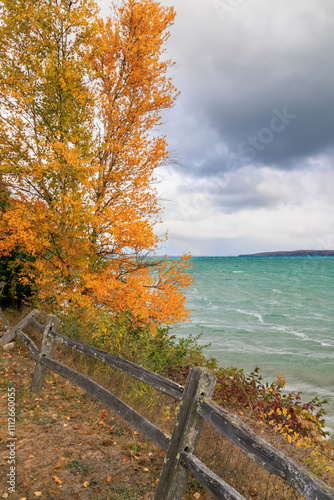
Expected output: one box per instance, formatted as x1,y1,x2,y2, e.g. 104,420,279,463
0,291,333,499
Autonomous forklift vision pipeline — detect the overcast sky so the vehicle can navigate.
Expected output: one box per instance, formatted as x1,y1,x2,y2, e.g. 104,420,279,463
100,0,334,256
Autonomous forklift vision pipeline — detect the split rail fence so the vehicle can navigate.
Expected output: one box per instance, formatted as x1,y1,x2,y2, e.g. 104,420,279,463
0,282,333,500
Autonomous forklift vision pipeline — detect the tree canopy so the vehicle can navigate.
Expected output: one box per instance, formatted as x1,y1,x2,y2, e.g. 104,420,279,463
0,0,193,328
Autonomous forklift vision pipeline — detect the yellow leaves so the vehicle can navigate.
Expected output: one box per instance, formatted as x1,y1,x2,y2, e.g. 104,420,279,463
0,0,192,329
52,475,62,485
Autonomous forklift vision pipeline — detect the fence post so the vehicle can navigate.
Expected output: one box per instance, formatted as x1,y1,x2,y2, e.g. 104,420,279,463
31,315,58,394
0,281,10,331
154,367,216,500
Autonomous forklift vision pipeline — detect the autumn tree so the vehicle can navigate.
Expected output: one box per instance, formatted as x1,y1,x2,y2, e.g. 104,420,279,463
0,0,193,329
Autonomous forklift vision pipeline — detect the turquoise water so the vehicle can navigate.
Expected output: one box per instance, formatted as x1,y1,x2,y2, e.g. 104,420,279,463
170,256,334,438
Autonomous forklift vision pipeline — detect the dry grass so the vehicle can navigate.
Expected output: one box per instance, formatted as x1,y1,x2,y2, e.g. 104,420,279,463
1,346,167,500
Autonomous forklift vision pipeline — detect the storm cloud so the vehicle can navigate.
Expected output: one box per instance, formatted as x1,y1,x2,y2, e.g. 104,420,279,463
161,0,334,171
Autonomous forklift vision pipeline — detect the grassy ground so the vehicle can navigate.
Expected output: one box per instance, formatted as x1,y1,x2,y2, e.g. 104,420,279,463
1,345,169,500
1,310,334,500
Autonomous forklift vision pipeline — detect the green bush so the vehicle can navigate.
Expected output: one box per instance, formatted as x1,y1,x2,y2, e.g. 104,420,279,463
64,311,209,382
0,183,35,308
0,251,35,308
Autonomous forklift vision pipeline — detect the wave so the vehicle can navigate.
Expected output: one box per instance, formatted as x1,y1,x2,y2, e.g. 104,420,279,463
236,308,264,323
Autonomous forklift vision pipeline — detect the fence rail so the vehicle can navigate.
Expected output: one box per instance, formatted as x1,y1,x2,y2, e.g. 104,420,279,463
29,316,184,401
0,284,333,500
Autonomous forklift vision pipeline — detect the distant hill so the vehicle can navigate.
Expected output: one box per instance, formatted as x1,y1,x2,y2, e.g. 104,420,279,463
238,250,334,257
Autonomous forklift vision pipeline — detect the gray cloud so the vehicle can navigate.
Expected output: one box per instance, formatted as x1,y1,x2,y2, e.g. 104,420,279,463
161,0,334,177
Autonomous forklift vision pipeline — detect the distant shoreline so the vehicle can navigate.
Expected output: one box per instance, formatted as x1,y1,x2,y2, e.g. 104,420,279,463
238,250,334,257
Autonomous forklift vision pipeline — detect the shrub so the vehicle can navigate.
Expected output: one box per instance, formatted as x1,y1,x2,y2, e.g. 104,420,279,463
214,366,328,439
0,184,35,308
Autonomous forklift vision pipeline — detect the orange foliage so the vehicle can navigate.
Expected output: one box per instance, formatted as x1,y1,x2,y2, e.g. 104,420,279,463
0,0,193,328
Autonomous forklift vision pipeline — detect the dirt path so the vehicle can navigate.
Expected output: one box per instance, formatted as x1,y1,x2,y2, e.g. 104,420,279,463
0,346,178,500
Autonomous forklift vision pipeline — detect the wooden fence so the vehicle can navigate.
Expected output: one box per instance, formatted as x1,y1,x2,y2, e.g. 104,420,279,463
0,282,333,500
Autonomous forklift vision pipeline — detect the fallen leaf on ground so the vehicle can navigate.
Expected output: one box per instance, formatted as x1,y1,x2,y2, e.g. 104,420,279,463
83,481,90,488
122,456,128,462
107,476,112,482
52,475,62,484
